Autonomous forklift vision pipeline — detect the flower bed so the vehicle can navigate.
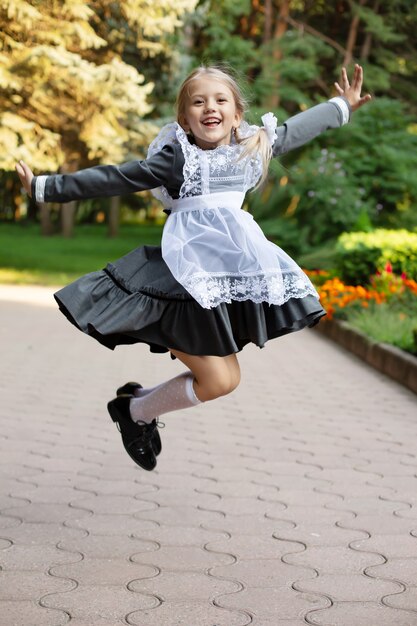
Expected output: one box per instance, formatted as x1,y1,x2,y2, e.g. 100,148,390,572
306,264,417,355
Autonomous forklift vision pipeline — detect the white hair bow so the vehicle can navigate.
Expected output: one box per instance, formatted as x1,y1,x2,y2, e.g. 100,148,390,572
261,112,278,145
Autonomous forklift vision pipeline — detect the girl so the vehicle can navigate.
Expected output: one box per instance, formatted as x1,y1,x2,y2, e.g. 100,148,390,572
16,64,371,472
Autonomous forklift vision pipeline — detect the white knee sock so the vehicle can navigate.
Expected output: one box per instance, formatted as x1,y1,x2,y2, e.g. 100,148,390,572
129,371,201,424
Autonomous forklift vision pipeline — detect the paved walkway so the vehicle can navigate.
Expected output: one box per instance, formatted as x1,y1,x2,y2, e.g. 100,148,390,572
1,286,417,626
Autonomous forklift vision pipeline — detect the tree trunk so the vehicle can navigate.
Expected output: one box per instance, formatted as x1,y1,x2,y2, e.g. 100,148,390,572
263,0,273,44
61,201,77,238
59,161,78,237
360,31,372,60
343,0,366,66
360,0,379,60
39,203,54,236
267,0,291,108
108,196,120,238
240,0,261,39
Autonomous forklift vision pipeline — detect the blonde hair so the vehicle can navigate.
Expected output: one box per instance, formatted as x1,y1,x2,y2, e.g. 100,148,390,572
176,65,273,188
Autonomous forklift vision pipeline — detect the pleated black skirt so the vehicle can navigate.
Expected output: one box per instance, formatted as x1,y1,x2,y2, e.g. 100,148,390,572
54,245,326,355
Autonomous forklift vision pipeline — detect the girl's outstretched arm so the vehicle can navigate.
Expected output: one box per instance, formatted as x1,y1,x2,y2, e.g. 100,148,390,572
15,144,178,204
273,64,371,157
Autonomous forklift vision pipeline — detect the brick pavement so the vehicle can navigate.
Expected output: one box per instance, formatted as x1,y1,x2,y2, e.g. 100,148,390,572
1,285,417,626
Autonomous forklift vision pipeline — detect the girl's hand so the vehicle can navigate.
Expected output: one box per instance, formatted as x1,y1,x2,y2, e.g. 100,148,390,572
15,160,34,197
334,64,372,112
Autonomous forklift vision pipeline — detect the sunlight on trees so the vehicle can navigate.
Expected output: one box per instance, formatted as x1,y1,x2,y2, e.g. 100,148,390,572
0,0,196,172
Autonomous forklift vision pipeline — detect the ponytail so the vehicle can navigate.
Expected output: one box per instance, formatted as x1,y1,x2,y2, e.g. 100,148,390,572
236,128,273,190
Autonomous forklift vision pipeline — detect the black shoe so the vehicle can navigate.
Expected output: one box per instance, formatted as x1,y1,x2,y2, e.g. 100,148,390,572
116,382,162,456
107,395,157,471
117,381,143,396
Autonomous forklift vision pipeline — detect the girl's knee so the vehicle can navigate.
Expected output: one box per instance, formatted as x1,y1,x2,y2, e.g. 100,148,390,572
219,372,240,396
230,366,241,390
170,350,241,402
197,369,240,401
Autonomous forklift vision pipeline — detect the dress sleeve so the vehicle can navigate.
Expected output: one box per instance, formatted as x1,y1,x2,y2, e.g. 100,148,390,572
272,97,351,157
31,143,177,203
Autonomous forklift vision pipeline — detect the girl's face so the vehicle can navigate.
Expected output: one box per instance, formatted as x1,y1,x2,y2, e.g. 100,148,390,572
180,77,242,150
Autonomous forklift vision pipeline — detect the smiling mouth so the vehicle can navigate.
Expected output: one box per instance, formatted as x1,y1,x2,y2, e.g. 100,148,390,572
202,119,221,127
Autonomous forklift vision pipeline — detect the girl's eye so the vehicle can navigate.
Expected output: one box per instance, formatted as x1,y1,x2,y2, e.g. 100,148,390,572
218,99,227,103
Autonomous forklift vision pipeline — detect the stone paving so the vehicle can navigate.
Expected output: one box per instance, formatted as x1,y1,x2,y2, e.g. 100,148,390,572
1,285,417,626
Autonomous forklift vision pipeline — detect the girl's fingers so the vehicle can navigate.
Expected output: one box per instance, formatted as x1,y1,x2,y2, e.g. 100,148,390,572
15,164,27,183
352,64,363,91
20,160,31,177
334,82,344,95
15,161,33,195
341,67,350,91
359,94,372,107
15,161,27,178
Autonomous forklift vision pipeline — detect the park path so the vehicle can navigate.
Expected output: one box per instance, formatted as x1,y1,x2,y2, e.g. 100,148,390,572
1,285,417,626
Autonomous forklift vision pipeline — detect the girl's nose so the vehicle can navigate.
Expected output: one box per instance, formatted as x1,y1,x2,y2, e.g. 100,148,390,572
204,100,216,112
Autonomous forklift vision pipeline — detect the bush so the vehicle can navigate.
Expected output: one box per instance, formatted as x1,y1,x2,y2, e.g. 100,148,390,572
336,229,417,284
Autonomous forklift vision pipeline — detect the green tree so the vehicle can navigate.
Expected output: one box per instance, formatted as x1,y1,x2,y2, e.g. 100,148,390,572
0,0,196,232
182,0,417,249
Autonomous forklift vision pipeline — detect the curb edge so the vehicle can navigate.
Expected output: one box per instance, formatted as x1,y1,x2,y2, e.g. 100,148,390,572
314,319,417,395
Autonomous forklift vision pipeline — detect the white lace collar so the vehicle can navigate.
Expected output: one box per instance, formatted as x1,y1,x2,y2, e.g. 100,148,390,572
146,117,274,206
147,119,265,159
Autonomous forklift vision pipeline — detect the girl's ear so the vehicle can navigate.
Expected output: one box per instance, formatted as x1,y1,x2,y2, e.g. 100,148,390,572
179,115,190,132
234,111,243,128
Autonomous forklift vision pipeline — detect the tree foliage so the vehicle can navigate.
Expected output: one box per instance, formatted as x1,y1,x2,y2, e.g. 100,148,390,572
184,0,417,248
189,0,417,112
0,0,196,172
2,0,417,248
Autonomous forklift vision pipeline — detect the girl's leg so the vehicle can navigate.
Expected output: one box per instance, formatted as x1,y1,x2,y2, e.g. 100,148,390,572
108,351,241,471
128,350,240,424
169,349,241,402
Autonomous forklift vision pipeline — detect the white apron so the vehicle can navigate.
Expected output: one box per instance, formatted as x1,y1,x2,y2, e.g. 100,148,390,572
147,121,319,309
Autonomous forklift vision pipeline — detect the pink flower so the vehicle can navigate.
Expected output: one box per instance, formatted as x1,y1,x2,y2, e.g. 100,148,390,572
385,262,393,273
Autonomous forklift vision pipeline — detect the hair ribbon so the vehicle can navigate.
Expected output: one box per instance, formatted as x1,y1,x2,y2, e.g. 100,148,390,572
261,112,278,145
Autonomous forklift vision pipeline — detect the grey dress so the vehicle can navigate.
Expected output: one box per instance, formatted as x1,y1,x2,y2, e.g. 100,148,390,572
33,98,350,355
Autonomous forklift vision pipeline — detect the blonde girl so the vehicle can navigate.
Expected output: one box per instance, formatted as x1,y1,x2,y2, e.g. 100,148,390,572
16,64,371,470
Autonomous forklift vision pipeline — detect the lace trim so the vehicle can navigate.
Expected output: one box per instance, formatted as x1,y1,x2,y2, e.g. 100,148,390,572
200,151,210,195
147,123,179,207
209,175,244,182
147,122,178,155
147,118,268,204
182,271,319,309
175,124,203,197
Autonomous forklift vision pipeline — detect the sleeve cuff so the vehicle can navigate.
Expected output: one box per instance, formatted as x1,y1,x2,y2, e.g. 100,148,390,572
34,175,48,202
328,97,351,125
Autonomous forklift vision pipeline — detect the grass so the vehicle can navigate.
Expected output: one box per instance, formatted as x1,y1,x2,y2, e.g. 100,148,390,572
346,304,417,354
0,222,163,286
